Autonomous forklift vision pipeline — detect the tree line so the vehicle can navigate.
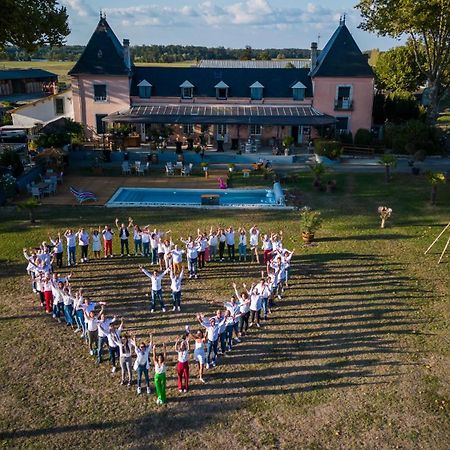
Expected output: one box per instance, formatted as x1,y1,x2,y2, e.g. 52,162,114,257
0,44,311,63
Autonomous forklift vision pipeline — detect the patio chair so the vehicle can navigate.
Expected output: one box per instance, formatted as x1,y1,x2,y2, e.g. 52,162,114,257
137,162,145,176
165,163,174,176
69,186,97,204
122,161,131,175
181,163,193,176
31,186,41,199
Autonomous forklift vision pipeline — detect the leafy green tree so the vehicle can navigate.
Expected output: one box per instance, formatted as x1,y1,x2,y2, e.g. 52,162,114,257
0,0,69,52
17,197,40,223
375,44,426,92
356,0,450,122
240,45,253,61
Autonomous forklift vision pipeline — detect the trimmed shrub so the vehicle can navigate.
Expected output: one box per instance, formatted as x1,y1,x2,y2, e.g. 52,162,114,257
313,139,343,160
354,128,373,146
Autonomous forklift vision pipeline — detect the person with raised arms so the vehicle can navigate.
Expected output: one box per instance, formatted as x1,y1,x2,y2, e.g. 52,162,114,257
152,341,167,405
139,265,169,313
130,332,153,395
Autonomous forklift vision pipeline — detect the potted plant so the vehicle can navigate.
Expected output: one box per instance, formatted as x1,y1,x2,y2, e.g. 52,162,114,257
228,163,236,173
282,136,294,155
378,154,397,182
426,171,447,205
200,162,209,178
299,207,322,243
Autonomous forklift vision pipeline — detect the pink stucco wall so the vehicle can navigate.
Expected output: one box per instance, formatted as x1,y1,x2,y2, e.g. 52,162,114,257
71,75,130,134
312,77,374,134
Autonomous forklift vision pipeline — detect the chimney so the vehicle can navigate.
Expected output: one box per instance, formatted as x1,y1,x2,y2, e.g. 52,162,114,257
311,42,318,69
123,38,131,70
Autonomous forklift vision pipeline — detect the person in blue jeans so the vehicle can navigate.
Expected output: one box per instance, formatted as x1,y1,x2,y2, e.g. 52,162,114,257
142,227,150,257
197,313,226,369
97,313,116,364
139,266,169,313
64,229,77,266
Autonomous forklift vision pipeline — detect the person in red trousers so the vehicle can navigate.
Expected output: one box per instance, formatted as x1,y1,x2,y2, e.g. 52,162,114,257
174,336,189,393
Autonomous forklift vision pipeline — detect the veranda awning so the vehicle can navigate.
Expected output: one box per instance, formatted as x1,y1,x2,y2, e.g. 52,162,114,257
103,104,336,126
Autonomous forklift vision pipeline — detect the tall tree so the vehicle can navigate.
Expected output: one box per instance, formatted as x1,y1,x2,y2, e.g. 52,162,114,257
375,44,426,92
356,0,450,122
0,0,69,52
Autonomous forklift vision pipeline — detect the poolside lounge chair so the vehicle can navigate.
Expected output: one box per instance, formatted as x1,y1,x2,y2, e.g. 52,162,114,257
181,163,193,176
122,161,131,175
70,186,97,204
165,163,174,176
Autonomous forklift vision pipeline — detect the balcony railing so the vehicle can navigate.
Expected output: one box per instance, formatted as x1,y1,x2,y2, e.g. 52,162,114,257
334,98,353,111
94,95,107,102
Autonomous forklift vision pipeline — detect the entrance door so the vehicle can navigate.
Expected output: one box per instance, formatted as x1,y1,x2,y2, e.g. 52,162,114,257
95,114,108,134
291,126,299,143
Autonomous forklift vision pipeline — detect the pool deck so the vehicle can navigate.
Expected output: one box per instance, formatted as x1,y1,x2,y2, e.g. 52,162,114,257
40,170,233,206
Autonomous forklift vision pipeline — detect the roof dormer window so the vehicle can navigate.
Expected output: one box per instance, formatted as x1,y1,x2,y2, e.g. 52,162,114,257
214,81,229,100
137,79,152,98
292,81,306,101
180,80,194,99
250,81,264,100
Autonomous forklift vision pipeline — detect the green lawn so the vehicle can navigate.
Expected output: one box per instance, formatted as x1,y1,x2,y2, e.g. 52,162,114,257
0,60,195,85
0,172,449,449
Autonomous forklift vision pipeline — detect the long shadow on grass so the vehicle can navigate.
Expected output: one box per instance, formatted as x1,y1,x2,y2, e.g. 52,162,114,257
4,250,425,445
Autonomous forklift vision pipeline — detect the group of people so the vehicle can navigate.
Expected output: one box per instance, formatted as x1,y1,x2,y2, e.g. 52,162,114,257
23,220,294,405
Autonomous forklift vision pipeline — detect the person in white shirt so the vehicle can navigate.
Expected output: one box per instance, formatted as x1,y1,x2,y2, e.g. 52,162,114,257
197,230,208,269
106,319,123,373
261,233,273,267
139,265,169,312
102,225,114,258
170,268,183,311
83,305,104,355
238,227,247,261
162,239,173,270
233,283,251,336
91,228,102,259
152,342,167,405
218,228,226,261
97,313,116,364
64,229,77,266
111,332,133,386
248,282,263,328
133,224,143,256
141,226,151,258
208,228,218,262
76,228,90,263
188,328,206,383
169,245,184,275
48,233,64,268
225,227,235,261
197,313,226,369
174,336,189,393
131,332,153,395
51,280,65,321
249,225,260,263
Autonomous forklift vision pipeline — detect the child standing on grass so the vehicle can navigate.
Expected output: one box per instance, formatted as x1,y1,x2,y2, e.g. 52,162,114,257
153,342,167,405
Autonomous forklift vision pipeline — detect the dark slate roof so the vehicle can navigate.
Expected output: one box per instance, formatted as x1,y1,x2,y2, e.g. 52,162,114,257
131,67,312,98
105,104,335,126
310,23,373,78
0,69,57,81
68,17,130,76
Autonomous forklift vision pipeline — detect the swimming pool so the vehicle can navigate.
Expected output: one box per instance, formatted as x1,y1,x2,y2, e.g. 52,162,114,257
106,186,288,209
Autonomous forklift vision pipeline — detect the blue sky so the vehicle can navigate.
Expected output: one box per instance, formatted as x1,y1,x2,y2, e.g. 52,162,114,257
61,0,402,50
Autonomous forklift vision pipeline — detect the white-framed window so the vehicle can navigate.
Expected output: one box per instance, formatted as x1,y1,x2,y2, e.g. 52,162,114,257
335,85,352,110
93,84,107,102
249,124,262,135
181,87,193,99
183,124,194,135
216,87,228,99
217,124,227,136
54,98,64,115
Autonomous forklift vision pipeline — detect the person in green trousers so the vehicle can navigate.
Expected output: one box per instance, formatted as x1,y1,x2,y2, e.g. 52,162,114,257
153,342,167,405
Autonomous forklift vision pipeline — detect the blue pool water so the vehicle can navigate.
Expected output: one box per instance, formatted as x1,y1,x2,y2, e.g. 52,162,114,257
106,187,286,209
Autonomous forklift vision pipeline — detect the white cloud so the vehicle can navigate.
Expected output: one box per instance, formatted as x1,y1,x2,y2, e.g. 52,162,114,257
61,0,95,18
